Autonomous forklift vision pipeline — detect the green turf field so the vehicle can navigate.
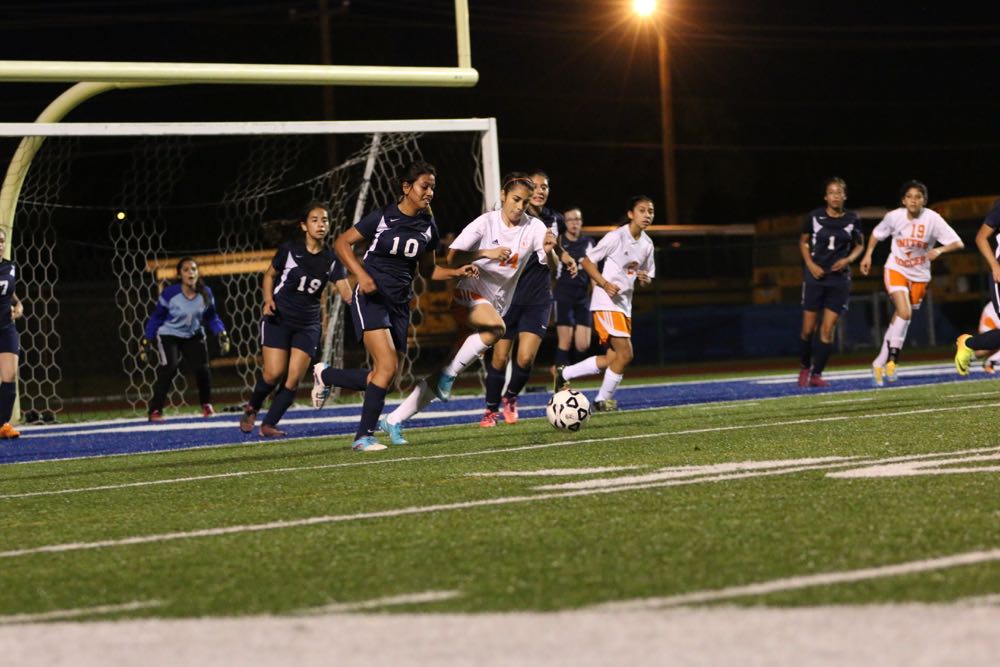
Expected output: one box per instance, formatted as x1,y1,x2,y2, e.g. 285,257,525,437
2,378,999,621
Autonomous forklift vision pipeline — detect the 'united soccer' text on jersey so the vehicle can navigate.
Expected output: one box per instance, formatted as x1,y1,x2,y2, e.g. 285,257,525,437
354,203,440,302
871,207,961,283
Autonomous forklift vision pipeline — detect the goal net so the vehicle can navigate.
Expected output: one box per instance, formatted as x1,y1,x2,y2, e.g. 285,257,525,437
0,119,499,419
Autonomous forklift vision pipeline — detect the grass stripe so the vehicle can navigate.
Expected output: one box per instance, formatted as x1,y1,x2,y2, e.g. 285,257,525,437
595,549,1000,610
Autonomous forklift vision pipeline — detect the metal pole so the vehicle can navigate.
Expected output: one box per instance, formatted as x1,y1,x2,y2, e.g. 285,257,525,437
656,29,679,225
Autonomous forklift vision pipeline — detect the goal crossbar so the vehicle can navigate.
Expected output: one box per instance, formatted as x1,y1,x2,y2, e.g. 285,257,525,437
0,119,495,137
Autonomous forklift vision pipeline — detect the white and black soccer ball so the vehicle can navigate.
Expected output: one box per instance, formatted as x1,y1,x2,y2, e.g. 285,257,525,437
546,389,591,431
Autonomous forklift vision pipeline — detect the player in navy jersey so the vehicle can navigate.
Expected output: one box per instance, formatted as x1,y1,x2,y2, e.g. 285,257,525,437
955,198,1000,374
240,202,343,437
311,161,477,452
797,177,864,387
141,257,230,421
553,207,594,370
480,169,577,427
0,229,23,439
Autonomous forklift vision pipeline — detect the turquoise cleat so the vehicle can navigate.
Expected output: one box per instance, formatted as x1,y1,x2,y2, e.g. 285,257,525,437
378,418,409,445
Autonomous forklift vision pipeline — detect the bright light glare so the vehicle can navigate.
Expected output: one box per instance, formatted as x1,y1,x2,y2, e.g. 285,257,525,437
633,0,656,17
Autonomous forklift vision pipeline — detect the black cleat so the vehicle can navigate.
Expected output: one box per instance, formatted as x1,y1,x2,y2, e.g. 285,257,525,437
553,365,568,392
593,399,618,412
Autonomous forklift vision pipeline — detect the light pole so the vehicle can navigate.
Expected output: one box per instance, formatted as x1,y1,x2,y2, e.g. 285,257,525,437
633,0,678,225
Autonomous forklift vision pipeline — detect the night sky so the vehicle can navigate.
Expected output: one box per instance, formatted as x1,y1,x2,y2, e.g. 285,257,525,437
1,1,999,226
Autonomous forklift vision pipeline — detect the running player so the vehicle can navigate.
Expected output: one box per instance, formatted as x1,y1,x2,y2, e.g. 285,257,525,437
379,172,555,444
554,195,656,411
954,199,1000,375
310,161,477,451
142,257,230,421
553,207,594,370
796,178,864,388
0,228,23,439
240,202,340,437
860,180,963,386
480,169,574,427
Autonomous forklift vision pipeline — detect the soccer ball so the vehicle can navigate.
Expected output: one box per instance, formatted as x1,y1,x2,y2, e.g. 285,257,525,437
546,389,591,431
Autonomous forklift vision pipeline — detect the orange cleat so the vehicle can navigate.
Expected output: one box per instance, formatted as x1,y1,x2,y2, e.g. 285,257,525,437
0,422,20,439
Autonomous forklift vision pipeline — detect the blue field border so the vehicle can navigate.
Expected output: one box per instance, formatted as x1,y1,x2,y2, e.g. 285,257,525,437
1,363,992,465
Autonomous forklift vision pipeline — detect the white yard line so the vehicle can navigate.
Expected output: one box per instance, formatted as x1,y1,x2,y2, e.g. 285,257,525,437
466,466,642,477
816,397,875,405
5,400,1000,501
0,600,164,625
298,591,461,614
691,402,759,410
594,549,1000,611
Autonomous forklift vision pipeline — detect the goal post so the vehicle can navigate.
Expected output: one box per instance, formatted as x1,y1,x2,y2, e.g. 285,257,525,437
0,118,500,419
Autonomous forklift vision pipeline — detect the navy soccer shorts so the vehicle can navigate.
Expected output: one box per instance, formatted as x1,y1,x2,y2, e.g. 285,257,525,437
502,303,549,339
260,315,321,356
801,275,850,314
0,324,18,355
554,298,591,328
350,288,410,353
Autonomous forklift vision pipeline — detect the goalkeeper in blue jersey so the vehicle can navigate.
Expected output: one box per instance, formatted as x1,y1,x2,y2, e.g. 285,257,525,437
141,257,229,421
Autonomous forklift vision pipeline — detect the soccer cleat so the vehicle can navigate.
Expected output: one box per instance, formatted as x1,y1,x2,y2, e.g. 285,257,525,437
479,408,500,428
239,405,257,433
593,398,618,412
0,422,20,439
871,366,885,388
985,360,996,375
553,365,568,392
201,403,215,418
310,362,331,409
148,410,164,422
797,368,811,388
808,373,830,388
501,395,518,424
352,435,388,452
432,371,456,401
885,360,898,383
259,423,287,437
955,334,974,376
378,418,408,445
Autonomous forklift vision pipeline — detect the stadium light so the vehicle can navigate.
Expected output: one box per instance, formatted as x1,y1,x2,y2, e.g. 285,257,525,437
632,1,679,225
632,0,657,18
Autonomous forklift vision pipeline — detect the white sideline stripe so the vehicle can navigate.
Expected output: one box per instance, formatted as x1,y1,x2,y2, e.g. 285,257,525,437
754,362,974,385
39,405,548,438
0,459,866,559
5,446,1000,558
595,549,1000,611
827,451,1000,478
817,397,875,405
466,466,642,477
299,591,461,614
0,599,164,624
5,402,1000,501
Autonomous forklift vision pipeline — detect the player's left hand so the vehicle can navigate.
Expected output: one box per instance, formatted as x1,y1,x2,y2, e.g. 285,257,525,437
218,331,231,355
636,270,652,285
830,258,849,272
561,252,578,277
927,248,941,262
455,264,478,279
543,231,557,253
10,301,22,320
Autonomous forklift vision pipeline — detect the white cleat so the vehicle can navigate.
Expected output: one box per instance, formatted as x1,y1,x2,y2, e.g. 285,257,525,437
311,362,331,409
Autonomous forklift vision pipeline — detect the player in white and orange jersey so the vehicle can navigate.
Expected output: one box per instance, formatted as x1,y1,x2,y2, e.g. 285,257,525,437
860,180,964,387
378,172,556,444
554,195,656,411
